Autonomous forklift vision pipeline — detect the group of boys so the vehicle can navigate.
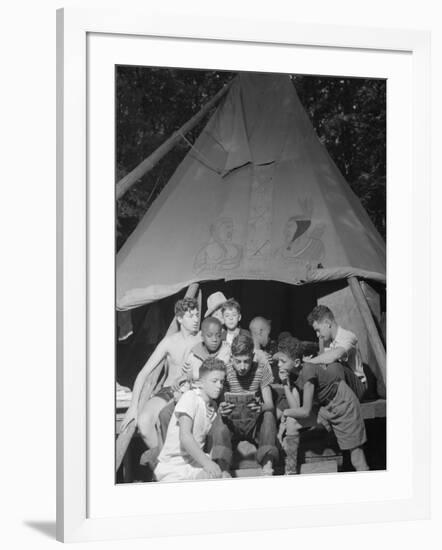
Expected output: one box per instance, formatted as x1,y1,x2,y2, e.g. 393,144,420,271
120,291,370,482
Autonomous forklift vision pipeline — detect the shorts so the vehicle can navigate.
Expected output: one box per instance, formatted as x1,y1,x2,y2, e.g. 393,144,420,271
317,381,367,451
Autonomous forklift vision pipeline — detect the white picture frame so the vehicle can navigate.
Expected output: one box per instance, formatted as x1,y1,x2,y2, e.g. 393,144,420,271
56,7,430,543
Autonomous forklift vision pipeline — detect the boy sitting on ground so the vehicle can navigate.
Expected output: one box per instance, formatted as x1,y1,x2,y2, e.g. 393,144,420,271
154,358,227,482
278,336,369,471
211,333,279,476
120,297,201,466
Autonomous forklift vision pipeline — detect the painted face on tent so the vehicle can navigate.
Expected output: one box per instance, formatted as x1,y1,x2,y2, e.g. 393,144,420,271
223,307,241,331
201,322,222,353
216,219,234,242
312,320,332,342
178,308,200,333
200,369,225,401
232,353,253,377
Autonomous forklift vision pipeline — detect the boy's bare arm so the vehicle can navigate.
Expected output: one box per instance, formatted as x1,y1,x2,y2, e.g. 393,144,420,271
260,385,275,412
178,415,221,478
284,381,314,419
284,384,301,409
304,347,346,364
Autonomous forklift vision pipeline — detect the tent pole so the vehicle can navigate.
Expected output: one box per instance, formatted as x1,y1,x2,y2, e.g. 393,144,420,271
116,283,200,474
347,276,386,387
116,81,232,200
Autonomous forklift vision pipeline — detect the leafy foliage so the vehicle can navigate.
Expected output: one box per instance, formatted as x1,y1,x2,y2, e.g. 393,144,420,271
116,68,386,249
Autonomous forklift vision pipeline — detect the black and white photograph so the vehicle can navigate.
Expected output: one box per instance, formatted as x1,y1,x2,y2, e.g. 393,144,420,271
115,67,386,484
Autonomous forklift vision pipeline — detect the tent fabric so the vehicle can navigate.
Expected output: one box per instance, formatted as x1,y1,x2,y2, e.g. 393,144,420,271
117,73,386,310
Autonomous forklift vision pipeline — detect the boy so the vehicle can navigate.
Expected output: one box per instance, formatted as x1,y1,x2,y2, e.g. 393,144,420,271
249,316,273,354
211,333,279,475
154,358,227,482
221,299,250,346
120,298,201,460
305,305,367,399
157,317,231,443
183,317,231,381
277,336,369,471
204,291,228,324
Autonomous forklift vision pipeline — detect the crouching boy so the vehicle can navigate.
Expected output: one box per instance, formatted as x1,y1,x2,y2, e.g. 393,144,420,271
211,333,279,475
154,358,227,482
278,336,369,471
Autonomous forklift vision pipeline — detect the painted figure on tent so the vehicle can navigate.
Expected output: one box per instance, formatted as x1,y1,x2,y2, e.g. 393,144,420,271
276,197,325,267
193,217,243,273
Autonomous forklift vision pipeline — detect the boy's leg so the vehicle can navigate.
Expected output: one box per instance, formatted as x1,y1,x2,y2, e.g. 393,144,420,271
320,382,369,470
350,446,369,471
210,414,234,472
255,410,279,472
283,417,301,475
138,395,172,467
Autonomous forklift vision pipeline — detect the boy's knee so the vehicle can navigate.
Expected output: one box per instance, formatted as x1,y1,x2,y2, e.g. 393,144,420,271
285,417,301,436
137,411,155,435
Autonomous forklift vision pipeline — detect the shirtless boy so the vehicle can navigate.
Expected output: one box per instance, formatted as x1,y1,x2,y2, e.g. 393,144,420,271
120,298,201,461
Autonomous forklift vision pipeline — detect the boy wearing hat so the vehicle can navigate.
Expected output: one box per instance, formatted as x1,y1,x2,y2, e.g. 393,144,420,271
204,291,228,324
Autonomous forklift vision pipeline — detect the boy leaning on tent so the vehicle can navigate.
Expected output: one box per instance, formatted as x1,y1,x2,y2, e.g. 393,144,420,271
120,297,201,458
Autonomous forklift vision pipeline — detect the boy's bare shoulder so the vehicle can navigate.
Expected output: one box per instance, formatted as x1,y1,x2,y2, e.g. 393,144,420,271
163,331,201,348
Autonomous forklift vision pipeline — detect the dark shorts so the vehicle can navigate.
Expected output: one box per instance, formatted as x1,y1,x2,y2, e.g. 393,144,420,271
318,381,367,450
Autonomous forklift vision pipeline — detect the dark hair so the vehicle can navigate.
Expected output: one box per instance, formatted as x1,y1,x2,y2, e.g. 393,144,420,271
201,316,222,332
174,297,199,318
199,357,226,377
307,305,335,326
278,336,304,361
221,298,241,315
278,331,293,344
231,333,254,357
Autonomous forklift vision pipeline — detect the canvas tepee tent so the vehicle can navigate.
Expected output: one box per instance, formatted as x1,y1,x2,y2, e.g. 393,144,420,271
117,72,386,388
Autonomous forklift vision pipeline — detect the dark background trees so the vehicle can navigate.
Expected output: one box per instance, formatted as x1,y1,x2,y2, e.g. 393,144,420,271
116,67,386,250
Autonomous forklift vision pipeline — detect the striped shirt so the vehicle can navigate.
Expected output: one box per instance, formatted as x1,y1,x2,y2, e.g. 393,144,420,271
224,357,273,396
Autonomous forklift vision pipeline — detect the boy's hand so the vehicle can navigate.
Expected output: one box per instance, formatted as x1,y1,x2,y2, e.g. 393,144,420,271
219,401,235,417
303,355,314,362
171,376,186,392
181,362,191,375
247,401,262,413
278,368,289,383
203,460,222,479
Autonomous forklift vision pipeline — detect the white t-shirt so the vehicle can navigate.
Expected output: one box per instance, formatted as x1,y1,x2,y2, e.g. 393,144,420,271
328,326,365,381
157,389,217,467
